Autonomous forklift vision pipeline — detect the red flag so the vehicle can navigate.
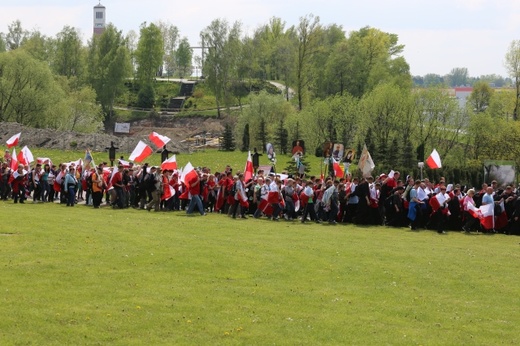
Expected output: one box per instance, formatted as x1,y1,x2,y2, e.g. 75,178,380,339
426,149,442,169
161,184,175,201
429,192,446,213
180,162,198,186
6,132,21,148
129,141,153,163
10,148,18,171
479,203,494,230
17,146,34,166
17,150,27,166
149,131,171,148
467,202,494,230
244,151,254,181
161,155,177,171
333,158,344,178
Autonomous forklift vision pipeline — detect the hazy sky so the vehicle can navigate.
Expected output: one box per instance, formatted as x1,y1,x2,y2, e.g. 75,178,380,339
1,0,519,77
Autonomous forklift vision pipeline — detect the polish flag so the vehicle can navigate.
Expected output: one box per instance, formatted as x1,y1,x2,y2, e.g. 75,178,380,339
180,162,198,186
118,159,131,168
17,146,34,166
149,131,171,148
267,183,280,204
10,148,18,171
161,155,177,171
129,141,153,163
6,132,21,148
426,149,442,169
244,151,254,181
333,158,344,178
467,202,494,230
479,203,494,230
429,192,447,213
161,184,175,201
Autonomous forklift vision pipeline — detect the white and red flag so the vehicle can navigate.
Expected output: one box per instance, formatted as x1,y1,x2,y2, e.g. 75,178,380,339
244,151,254,181
467,202,495,230
17,146,34,166
479,203,494,230
426,149,442,169
129,141,153,163
118,159,131,168
180,162,198,186
6,132,21,148
429,192,447,213
10,148,18,171
161,184,175,201
161,155,177,171
149,131,171,148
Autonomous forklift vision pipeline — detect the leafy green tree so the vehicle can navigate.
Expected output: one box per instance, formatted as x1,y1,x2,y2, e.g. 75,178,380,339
446,67,469,87
87,24,132,121
175,37,193,78
273,32,297,101
135,22,164,83
6,20,28,50
201,19,242,118
20,30,52,62
423,73,445,87
56,79,103,133
237,91,294,151
137,83,155,108
341,26,408,98
156,21,179,77
504,40,520,120
0,50,65,127
295,14,321,110
359,83,409,161
53,26,85,79
487,89,515,119
468,81,494,113
325,41,351,96
414,86,464,160
312,24,346,98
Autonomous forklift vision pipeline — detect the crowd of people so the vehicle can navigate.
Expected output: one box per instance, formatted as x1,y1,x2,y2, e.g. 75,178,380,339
1,151,520,236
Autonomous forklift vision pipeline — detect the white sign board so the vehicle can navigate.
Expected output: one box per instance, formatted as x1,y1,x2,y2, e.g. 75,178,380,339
114,123,130,133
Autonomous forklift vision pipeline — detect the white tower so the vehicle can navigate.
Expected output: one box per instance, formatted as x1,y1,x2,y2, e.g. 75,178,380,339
93,2,106,35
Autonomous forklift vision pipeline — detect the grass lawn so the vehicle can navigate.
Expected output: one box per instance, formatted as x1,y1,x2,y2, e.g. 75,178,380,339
0,202,519,345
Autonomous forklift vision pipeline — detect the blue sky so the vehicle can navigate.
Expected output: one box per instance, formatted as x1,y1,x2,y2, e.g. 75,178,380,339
1,0,519,77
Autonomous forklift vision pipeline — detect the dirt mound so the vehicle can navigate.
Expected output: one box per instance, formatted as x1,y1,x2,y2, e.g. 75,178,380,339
0,116,226,154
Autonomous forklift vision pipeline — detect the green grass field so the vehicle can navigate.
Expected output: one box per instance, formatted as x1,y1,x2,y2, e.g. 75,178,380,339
1,202,518,345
